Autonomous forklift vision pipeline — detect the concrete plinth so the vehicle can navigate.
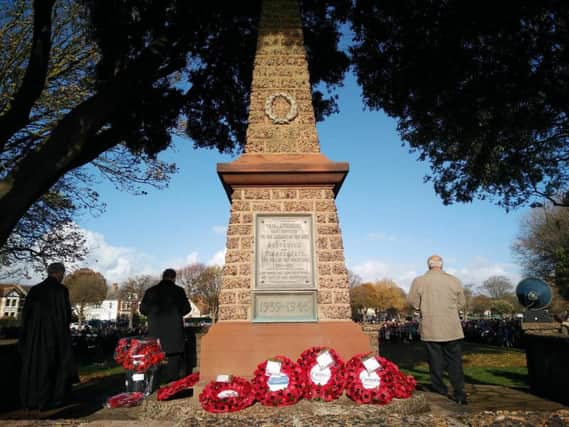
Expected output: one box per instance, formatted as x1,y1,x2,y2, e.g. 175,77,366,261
199,320,371,381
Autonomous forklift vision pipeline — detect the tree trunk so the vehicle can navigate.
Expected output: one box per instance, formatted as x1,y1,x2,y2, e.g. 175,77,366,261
128,305,134,330
78,304,84,326
0,90,118,247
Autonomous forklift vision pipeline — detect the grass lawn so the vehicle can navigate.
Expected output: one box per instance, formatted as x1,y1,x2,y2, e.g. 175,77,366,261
78,361,124,381
77,342,529,391
380,342,528,389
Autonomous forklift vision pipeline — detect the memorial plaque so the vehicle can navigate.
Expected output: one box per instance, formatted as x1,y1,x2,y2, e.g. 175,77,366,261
255,215,315,289
253,292,316,322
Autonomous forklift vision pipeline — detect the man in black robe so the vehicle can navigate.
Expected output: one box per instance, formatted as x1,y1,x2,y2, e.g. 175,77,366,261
19,262,78,410
140,268,191,382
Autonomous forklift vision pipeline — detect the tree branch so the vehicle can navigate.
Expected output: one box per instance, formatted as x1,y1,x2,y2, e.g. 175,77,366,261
0,0,56,150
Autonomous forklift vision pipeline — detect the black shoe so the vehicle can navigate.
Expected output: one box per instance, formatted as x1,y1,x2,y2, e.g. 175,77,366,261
454,396,468,405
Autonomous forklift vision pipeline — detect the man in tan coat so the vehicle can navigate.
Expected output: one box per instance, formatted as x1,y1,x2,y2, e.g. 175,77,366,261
408,255,467,404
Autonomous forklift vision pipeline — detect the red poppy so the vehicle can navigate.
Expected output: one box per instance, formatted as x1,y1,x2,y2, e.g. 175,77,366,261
344,353,416,404
252,355,304,407
296,346,346,402
105,392,145,408
157,372,200,401
199,376,255,413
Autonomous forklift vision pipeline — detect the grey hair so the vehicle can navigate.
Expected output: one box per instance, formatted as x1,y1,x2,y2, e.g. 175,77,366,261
427,255,443,269
47,262,65,274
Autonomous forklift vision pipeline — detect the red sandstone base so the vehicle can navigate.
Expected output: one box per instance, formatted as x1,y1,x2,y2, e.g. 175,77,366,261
198,321,372,382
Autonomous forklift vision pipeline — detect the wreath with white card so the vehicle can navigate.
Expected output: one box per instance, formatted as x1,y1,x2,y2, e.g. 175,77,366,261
251,355,304,406
296,346,346,401
344,353,397,404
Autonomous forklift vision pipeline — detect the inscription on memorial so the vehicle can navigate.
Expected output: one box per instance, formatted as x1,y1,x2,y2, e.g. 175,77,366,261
255,215,315,289
253,292,316,322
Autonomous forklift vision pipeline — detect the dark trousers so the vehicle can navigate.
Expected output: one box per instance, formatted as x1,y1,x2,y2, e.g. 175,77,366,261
163,353,183,383
424,340,465,399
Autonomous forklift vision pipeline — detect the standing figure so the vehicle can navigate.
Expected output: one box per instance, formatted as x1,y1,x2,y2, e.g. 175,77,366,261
408,255,467,405
140,268,191,382
19,262,78,410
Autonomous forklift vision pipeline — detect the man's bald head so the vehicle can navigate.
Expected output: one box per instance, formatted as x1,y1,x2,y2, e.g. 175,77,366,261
427,255,443,270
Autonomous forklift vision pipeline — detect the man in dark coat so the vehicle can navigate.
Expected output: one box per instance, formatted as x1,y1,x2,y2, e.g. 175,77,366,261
140,268,191,382
19,262,78,410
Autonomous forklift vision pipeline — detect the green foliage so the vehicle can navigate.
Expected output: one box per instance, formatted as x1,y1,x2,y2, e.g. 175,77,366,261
490,299,515,315
350,0,569,209
0,0,176,276
0,0,350,258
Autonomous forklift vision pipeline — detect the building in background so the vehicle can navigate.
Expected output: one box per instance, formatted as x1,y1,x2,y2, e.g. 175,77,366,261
0,284,30,319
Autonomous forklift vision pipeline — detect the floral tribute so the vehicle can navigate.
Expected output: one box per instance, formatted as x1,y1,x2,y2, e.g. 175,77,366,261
199,375,255,413
157,372,200,401
105,392,145,408
344,353,416,404
114,336,165,372
252,355,305,407
297,346,346,401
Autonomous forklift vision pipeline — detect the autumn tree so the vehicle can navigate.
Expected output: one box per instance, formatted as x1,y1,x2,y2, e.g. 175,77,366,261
479,276,515,300
513,205,569,301
372,279,408,317
470,294,492,316
65,267,107,325
349,283,379,321
119,274,155,329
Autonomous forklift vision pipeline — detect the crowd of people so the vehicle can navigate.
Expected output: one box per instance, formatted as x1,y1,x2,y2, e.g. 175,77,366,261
377,318,524,348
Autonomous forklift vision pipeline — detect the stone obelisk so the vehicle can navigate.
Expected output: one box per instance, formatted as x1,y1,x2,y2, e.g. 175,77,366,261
199,0,371,381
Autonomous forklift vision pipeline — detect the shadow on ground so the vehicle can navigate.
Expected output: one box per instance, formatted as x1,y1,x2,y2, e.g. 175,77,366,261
0,373,125,420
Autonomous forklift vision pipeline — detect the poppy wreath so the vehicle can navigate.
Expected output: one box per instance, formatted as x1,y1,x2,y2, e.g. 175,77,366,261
251,355,305,407
114,337,166,372
105,392,145,408
199,376,255,413
296,346,346,401
390,369,417,399
157,372,201,401
344,353,400,405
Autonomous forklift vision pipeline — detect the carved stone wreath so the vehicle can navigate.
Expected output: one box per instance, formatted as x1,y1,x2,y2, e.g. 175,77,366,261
264,92,298,125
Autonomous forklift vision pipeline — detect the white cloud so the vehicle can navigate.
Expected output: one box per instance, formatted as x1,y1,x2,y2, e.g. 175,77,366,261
366,232,398,242
185,252,199,265
78,229,157,284
350,255,521,292
212,225,227,235
447,256,522,289
208,249,226,266
350,260,419,291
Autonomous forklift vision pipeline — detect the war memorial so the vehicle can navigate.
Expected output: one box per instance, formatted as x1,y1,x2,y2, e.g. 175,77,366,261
198,0,371,380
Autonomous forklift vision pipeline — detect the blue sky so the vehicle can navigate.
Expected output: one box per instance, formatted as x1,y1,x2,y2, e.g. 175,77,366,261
51,72,526,291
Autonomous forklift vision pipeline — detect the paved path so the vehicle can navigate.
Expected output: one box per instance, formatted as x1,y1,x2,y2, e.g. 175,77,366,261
1,382,567,426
